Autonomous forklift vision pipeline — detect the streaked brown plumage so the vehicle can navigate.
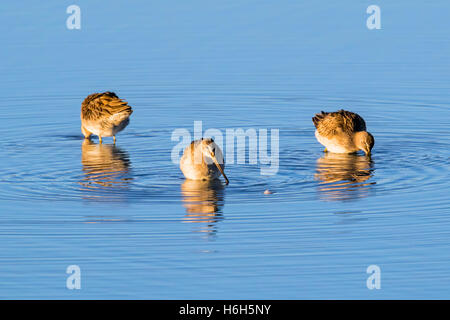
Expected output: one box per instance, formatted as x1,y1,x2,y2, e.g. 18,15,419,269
312,109,374,156
81,92,133,143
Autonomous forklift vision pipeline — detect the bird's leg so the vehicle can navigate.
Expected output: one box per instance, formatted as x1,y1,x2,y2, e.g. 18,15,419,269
99,136,102,144
113,136,116,144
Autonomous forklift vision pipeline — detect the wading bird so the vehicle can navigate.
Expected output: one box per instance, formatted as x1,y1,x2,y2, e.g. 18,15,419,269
312,109,374,156
180,138,229,184
81,92,133,143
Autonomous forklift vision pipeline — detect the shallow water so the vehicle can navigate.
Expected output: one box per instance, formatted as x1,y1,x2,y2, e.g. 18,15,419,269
0,1,449,298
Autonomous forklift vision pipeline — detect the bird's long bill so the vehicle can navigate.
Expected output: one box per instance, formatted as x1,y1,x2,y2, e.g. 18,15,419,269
211,155,229,185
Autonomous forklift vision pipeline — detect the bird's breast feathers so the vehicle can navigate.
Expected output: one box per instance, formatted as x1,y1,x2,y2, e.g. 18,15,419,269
315,130,357,153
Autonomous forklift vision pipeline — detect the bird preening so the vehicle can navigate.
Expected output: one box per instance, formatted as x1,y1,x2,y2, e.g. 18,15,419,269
312,109,374,156
81,91,133,144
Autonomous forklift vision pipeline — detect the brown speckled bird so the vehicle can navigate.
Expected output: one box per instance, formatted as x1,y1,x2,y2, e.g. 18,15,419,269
312,109,374,156
81,92,133,143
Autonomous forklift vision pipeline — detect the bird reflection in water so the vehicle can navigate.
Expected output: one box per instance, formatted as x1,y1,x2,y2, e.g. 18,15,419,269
315,153,375,201
80,139,132,200
181,179,225,237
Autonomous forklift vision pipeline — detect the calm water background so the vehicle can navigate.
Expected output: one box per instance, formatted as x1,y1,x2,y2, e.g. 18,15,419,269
0,1,449,298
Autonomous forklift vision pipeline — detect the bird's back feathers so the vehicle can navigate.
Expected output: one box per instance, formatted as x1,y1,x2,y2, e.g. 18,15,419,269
312,109,366,138
81,92,133,122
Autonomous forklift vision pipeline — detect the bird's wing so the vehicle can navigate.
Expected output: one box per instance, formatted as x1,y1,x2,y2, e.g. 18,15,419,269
312,111,329,129
337,110,366,133
81,92,133,121
313,110,366,137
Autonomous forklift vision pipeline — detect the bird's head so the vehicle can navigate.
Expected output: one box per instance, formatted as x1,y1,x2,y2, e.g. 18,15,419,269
200,138,229,184
354,131,375,156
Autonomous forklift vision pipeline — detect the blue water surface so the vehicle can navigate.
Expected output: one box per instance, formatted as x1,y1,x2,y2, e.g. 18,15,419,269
0,1,449,299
